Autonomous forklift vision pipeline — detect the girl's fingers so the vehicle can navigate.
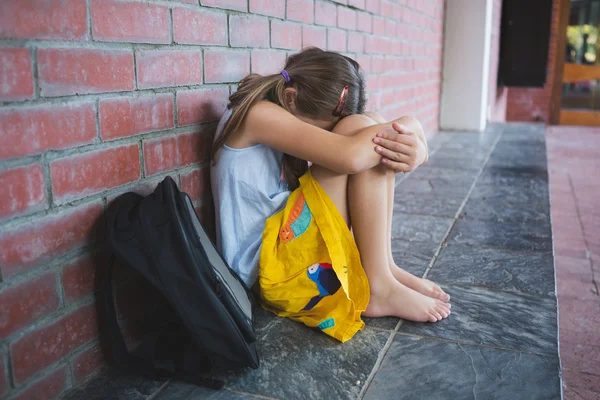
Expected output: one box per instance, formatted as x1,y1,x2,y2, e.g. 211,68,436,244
375,146,413,164
392,122,413,135
375,131,417,146
373,137,412,154
381,158,413,173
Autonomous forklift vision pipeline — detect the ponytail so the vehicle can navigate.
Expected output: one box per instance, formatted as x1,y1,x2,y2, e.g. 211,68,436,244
212,73,285,163
212,72,308,190
212,48,365,191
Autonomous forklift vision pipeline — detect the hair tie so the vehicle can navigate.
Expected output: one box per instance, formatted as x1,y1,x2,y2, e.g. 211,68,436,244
332,85,349,117
281,70,291,83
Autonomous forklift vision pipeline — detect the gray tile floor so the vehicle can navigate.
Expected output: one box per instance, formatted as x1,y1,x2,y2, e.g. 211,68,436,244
64,123,561,400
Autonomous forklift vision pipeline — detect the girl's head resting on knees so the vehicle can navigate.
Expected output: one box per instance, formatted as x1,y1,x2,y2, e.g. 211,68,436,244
213,47,367,189
272,47,367,129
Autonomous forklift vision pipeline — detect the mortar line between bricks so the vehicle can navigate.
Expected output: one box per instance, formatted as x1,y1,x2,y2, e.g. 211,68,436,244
0,194,98,230
169,8,174,45
421,129,504,280
7,356,73,398
5,294,96,338
86,0,93,41
64,338,102,368
8,238,169,312
0,82,232,109
0,246,93,292
0,160,210,232
139,141,147,179
30,47,40,100
201,48,206,85
88,0,441,25
94,99,102,143
172,91,179,127
0,39,245,52
1,123,213,169
42,153,55,210
132,50,139,90
3,336,100,395
54,268,65,310
64,356,75,397
1,344,14,394
227,14,231,47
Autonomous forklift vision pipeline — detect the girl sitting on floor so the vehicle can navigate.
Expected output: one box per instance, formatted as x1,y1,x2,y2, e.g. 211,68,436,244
211,48,450,342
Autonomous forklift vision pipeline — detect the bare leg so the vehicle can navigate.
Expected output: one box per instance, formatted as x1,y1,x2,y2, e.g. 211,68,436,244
385,172,450,302
311,115,450,322
347,163,449,321
367,112,450,302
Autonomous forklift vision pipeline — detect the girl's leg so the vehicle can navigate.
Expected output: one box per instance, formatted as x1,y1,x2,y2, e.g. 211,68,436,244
366,112,450,302
311,116,450,322
385,169,450,302
346,162,449,321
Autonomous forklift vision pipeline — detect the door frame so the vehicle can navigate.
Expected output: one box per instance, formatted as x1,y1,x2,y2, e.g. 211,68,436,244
550,0,571,125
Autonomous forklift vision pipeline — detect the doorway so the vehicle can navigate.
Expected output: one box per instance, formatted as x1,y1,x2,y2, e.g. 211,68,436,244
553,0,600,125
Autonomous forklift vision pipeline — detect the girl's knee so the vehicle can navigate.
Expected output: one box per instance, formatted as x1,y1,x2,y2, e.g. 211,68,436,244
349,162,390,181
364,112,387,124
331,114,393,178
332,115,377,137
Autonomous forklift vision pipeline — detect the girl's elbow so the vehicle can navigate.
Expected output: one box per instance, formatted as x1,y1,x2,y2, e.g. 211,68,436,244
331,158,359,174
346,159,363,175
345,155,374,174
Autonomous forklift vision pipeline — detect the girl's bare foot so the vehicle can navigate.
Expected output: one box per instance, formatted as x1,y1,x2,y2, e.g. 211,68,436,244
364,280,451,322
390,264,450,302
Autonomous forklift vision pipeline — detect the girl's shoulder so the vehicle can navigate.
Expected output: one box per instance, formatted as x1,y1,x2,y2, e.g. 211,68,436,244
247,100,285,123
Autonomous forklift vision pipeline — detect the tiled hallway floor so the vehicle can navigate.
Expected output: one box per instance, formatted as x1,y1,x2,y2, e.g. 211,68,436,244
64,123,563,400
547,126,600,400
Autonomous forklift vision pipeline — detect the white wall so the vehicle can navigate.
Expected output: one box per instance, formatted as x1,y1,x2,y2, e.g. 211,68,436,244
440,0,494,131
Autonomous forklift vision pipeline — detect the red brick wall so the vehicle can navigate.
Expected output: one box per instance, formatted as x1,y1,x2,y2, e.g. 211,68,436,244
0,0,445,398
505,0,559,122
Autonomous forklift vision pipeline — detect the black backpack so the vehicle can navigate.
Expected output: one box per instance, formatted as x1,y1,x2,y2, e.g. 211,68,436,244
102,176,259,388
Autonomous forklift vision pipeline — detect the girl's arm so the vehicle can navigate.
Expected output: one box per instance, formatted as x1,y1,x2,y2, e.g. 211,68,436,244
366,111,429,167
245,101,418,174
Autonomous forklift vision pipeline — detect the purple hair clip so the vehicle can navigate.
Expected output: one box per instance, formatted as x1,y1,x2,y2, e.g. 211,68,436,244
281,70,291,83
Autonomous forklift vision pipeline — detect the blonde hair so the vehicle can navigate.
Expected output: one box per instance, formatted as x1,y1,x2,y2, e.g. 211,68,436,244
212,47,366,190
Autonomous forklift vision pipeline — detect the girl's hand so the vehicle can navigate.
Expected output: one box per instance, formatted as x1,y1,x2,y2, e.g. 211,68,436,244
373,122,428,173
